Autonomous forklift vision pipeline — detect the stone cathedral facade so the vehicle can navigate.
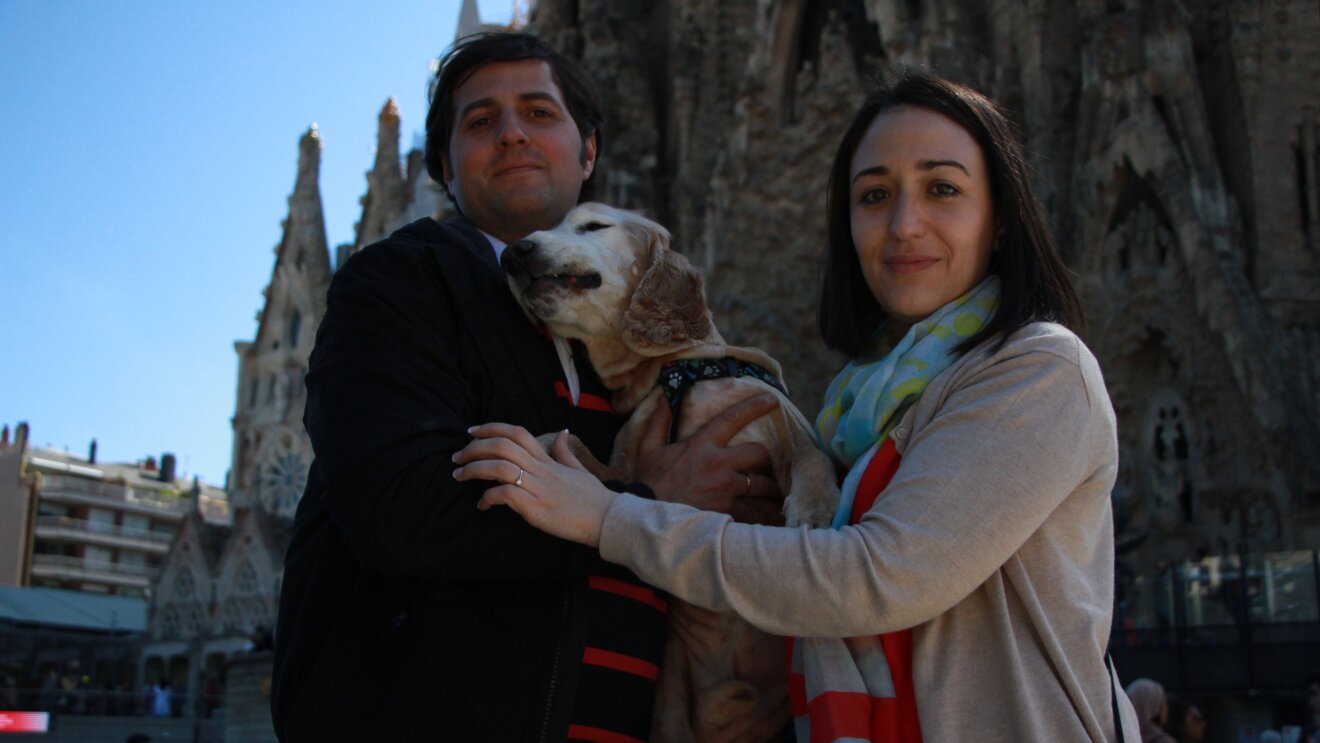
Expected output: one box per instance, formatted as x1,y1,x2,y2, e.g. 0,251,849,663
532,0,1320,584
141,0,1319,696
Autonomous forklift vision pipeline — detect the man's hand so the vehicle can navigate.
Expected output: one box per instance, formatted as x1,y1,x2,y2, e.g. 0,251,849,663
631,394,786,524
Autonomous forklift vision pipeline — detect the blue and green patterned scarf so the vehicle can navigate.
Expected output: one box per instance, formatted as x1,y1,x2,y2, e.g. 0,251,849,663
816,276,1000,527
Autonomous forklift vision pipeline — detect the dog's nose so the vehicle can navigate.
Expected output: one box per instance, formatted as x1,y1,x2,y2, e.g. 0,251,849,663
501,239,536,273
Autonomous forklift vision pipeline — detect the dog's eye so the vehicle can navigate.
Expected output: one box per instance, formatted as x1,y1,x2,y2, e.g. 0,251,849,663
578,221,611,233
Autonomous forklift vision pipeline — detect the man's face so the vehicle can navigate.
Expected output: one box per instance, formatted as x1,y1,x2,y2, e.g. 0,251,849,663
441,59,597,244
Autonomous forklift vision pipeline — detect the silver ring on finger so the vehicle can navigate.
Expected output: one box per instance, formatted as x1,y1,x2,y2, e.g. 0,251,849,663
743,474,752,496
515,467,524,488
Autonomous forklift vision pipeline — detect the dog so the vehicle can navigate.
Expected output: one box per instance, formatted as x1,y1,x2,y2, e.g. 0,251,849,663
501,202,840,742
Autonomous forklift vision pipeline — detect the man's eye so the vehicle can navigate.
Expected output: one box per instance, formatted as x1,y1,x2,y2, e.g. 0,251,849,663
466,116,491,129
579,221,611,233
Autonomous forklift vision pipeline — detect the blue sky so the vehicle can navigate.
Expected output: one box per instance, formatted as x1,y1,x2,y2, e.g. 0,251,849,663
0,1,514,486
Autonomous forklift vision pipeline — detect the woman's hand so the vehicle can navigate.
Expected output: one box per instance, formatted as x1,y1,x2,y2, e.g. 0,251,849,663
630,394,785,524
453,423,619,547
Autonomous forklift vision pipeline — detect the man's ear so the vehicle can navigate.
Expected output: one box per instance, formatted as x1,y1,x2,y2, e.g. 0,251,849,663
581,133,598,180
621,231,712,356
440,153,452,187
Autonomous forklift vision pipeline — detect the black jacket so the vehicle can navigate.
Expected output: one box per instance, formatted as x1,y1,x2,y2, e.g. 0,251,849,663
272,218,624,741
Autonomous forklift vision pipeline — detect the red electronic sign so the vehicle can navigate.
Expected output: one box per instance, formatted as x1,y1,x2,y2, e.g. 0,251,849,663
0,711,50,733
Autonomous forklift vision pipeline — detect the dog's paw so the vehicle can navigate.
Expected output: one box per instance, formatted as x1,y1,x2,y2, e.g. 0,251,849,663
694,680,758,735
536,431,617,481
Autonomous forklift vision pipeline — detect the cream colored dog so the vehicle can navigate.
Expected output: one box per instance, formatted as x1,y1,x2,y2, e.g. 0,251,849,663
501,202,839,742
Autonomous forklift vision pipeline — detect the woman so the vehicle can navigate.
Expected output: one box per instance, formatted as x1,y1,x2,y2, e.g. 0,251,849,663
1166,696,1207,742
1125,679,1176,743
456,72,1139,741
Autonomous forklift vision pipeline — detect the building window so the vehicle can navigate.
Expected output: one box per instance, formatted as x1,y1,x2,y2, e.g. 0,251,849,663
174,570,196,601
235,561,258,595
289,310,302,349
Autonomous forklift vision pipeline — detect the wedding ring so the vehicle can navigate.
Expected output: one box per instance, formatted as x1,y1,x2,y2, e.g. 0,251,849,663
515,468,524,487
743,474,752,496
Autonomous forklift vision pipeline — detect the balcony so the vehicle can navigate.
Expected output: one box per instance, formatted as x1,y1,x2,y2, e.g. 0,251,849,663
38,474,190,519
34,515,173,554
30,553,154,589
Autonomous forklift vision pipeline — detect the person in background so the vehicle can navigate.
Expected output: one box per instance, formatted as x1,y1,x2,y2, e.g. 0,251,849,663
149,679,170,718
458,71,1140,741
1126,678,1176,743
1166,696,1207,742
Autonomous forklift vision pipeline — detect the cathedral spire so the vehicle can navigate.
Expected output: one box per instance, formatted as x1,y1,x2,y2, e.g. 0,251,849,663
276,124,332,285
352,99,407,252
228,125,331,513
457,0,483,39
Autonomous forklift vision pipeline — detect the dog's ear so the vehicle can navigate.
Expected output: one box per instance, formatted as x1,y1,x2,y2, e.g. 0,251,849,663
621,228,712,356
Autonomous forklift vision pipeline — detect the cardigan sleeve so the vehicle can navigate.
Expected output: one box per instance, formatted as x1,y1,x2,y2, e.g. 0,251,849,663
598,330,1116,637
303,234,598,583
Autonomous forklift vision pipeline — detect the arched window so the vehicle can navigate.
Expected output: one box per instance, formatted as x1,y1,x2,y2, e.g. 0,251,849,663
288,310,302,349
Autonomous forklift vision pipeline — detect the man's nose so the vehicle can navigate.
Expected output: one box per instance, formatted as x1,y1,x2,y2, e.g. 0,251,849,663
496,117,530,147
889,192,927,240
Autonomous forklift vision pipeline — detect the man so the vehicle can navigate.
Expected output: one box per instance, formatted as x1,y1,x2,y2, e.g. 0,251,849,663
271,32,777,741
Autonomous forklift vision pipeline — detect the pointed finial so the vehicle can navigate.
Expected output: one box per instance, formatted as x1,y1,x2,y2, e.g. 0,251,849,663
457,0,483,40
379,98,401,125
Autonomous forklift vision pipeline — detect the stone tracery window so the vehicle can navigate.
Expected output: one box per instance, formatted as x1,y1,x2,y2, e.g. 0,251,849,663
235,560,259,595
161,605,181,638
173,570,195,601
223,600,247,633
183,602,206,636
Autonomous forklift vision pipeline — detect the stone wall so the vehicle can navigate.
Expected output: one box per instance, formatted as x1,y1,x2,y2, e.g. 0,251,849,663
223,652,276,743
530,0,1320,574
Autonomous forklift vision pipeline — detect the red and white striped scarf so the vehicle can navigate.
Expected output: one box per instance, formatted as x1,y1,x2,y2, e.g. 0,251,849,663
787,439,922,743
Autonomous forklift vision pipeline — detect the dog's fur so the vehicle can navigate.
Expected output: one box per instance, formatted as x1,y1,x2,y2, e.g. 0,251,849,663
502,202,840,742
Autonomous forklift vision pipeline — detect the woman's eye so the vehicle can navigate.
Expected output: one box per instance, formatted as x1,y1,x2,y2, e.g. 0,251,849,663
931,182,959,197
860,188,889,204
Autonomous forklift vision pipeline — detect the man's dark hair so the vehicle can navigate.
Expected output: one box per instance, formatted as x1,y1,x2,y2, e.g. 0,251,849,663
818,71,1084,358
424,32,604,203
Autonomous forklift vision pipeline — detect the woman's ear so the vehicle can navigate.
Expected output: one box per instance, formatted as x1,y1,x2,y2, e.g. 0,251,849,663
621,232,712,356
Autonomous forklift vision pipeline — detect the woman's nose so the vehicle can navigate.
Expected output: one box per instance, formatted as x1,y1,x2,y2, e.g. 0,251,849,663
888,193,927,240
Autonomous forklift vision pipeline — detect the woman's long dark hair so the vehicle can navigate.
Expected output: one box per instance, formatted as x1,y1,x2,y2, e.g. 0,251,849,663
818,72,1083,358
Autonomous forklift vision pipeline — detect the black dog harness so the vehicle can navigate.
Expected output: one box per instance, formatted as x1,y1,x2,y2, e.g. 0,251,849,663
657,357,788,443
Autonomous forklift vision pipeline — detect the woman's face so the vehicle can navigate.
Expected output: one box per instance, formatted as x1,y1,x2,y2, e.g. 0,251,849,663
849,105,997,338
1184,705,1206,740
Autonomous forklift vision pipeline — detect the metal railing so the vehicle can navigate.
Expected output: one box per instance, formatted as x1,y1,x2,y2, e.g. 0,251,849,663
30,553,155,578
39,475,189,515
1111,549,1320,691
35,515,174,545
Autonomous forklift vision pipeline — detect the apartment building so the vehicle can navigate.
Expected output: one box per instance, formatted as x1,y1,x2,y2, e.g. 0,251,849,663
0,422,228,598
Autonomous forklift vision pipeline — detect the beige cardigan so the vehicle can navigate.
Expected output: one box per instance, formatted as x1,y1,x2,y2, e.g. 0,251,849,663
599,323,1142,741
